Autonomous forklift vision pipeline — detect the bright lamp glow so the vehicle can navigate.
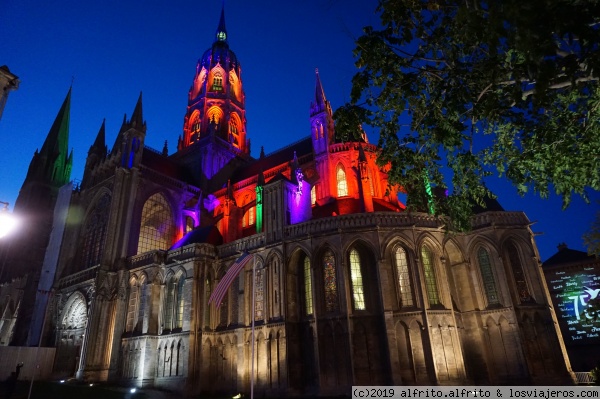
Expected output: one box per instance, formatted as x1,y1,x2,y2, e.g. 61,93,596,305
0,205,17,239
130,388,137,393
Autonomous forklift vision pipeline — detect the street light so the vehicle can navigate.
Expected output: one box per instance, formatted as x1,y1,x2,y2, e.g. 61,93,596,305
0,201,17,239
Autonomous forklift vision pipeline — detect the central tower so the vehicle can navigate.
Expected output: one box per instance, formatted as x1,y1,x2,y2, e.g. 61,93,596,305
178,7,248,166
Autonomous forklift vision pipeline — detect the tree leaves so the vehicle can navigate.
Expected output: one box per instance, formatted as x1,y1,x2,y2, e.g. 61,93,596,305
335,0,600,232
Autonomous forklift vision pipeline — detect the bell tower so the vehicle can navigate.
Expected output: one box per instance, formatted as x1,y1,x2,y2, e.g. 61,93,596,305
179,7,248,158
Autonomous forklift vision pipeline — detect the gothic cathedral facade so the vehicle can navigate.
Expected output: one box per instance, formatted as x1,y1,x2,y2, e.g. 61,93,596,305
12,7,574,397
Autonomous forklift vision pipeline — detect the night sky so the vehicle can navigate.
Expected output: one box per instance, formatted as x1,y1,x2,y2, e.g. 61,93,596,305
1,0,597,261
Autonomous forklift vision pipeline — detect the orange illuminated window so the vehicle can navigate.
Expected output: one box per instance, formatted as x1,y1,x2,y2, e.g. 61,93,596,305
336,164,348,197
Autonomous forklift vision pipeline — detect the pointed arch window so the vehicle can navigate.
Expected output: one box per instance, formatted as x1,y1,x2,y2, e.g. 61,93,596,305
137,193,175,254
323,250,338,312
303,256,313,315
310,185,317,205
506,242,533,303
126,277,138,332
243,206,256,228
136,276,148,332
212,73,223,91
164,277,176,330
81,193,111,269
349,249,366,310
175,276,185,329
420,245,441,306
395,246,414,307
185,216,195,233
336,164,348,197
477,247,500,306
254,267,265,321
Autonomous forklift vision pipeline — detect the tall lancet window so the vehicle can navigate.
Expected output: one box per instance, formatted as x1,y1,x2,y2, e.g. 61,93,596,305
81,193,111,269
336,164,348,197
477,247,500,306
420,245,441,306
255,267,265,321
506,242,533,303
303,256,313,315
137,193,175,254
395,246,414,307
137,276,148,332
323,250,338,312
175,276,185,329
349,249,365,310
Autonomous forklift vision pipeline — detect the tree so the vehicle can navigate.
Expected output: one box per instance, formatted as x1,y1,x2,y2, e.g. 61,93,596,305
334,0,600,230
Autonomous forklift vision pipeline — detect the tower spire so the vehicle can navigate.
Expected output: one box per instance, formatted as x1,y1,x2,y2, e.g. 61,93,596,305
215,3,228,43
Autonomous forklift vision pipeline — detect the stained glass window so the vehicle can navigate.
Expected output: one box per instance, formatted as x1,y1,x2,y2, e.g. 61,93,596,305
323,251,338,312
395,247,413,307
349,249,365,310
311,185,316,205
81,193,110,268
304,256,313,315
336,164,348,197
421,245,441,306
368,168,375,196
137,193,175,254
506,242,533,303
254,268,264,321
477,247,500,306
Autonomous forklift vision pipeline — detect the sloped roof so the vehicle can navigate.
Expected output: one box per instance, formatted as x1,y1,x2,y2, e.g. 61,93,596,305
231,136,313,183
543,245,596,267
170,225,223,250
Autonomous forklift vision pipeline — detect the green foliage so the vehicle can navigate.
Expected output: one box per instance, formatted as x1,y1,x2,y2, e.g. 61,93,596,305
334,0,600,230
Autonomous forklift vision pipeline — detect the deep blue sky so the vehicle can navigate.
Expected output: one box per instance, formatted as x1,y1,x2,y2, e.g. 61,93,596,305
0,0,597,261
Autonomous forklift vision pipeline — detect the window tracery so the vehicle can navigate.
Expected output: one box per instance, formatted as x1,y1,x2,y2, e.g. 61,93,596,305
81,193,111,269
137,193,175,254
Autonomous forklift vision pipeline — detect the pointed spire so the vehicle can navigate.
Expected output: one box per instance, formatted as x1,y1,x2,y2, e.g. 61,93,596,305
259,146,265,159
90,119,106,154
130,92,144,129
215,3,228,44
310,68,331,117
315,69,326,106
40,87,71,164
162,140,169,156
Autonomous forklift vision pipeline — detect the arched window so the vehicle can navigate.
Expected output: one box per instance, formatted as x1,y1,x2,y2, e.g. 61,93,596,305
164,277,176,330
395,246,414,307
477,247,500,306
137,276,148,332
185,216,195,233
323,250,338,312
505,242,533,303
255,267,265,321
310,185,317,205
212,73,223,91
349,249,365,310
126,277,138,332
81,193,111,268
420,245,441,306
175,276,185,329
303,256,313,315
243,206,256,228
137,193,175,254
336,164,348,197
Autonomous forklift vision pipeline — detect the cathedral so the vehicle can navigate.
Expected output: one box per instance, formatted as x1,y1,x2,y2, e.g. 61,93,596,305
1,7,576,397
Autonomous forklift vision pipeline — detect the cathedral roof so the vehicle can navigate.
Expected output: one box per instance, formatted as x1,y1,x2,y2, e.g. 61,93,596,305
543,244,596,267
170,225,223,250
231,136,313,183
